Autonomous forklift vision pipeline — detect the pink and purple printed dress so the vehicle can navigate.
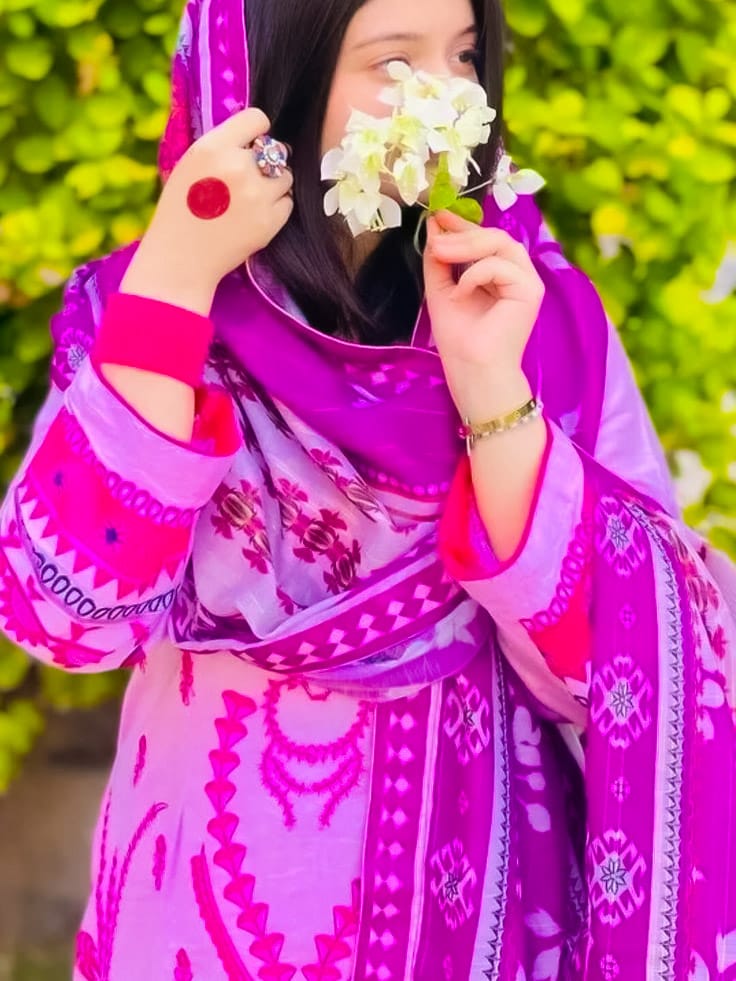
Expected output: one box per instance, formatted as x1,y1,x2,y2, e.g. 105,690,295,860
2,1,736,978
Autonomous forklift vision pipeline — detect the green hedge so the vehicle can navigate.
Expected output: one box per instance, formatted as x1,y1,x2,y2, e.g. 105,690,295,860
1,0,735,790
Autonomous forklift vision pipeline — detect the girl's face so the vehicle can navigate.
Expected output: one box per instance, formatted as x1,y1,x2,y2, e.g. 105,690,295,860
321,0,480,158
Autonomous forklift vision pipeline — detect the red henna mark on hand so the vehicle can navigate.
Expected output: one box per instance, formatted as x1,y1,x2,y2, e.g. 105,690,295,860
186,177,231,219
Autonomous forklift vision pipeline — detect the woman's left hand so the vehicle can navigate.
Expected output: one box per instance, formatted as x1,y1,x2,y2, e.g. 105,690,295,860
423,208,545,412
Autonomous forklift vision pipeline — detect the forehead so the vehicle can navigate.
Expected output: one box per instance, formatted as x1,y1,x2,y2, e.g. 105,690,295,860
344,0,477,44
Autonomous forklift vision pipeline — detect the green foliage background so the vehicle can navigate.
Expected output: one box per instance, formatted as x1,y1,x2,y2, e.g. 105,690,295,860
0,0,735,789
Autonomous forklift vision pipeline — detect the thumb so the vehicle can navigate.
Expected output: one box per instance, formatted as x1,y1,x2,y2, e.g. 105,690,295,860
423,215,455,297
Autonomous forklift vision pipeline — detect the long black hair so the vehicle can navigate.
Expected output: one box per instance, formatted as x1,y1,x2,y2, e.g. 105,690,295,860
247,0,506,344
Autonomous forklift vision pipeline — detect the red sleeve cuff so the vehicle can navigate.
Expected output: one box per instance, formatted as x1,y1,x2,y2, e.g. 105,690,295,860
90,291,215,389
438,416,553,581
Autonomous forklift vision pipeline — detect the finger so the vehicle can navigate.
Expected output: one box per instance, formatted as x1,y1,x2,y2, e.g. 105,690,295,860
434,209,479,234
454,256,528,301
243,154,294,198
423,216,456,296
206,107,271,150
430,227,528,266
269,166,294,196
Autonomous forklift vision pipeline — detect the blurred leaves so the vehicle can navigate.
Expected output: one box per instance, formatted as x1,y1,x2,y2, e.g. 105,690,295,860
0,0,178,792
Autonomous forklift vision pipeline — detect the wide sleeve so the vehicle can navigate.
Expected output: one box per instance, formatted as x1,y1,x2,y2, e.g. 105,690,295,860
438,212,736,972
0,275,242,673
437,240,705,726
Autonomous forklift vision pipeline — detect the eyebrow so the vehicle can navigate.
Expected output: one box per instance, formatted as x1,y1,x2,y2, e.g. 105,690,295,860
353,25,477,51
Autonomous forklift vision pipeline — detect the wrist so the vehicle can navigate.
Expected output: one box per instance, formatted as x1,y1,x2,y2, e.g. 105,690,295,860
91,291,215,389
451,366,532,422
122,237,218,317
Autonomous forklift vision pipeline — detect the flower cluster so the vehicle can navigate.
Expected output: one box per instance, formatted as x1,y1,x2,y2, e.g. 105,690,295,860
321,61,545,237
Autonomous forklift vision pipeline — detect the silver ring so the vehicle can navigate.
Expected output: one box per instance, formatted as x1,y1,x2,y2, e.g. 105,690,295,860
253,135,289,178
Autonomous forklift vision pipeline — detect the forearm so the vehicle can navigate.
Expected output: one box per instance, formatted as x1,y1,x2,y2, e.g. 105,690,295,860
97,366,197,443
457,368,548,563
96,243,217,443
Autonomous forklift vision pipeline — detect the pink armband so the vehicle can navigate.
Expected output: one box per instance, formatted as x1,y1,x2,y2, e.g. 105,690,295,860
90,291,215,389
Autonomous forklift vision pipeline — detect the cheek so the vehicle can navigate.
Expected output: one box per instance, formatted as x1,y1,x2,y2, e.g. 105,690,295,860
321,91,350,157
321,74,391,155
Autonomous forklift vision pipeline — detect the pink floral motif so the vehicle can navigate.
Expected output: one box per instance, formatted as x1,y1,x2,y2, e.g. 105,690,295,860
153,834,167,891
180,650,195,705
195,689,360,981
133,735,146,786
210,480,272,574
588,829,647,927
260,677,370,829
75,792,167,981
0,543,118,668
302,879,360,981
29,410,192,591
307,449,382,520
274,481,362,595
174,947,193,981
590,654,653,750
429,838,477,931
276,586,304,616
200,689,299,980
272,478,309,527
595,496,648,578
190,845,258,981
442,673,491,766
0,527,53,648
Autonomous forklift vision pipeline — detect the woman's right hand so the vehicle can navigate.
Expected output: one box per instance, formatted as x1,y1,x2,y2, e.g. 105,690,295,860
121,108,294,311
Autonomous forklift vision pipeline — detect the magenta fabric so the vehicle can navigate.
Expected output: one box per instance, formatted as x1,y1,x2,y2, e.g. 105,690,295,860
91,290,215,389
1,0,735,978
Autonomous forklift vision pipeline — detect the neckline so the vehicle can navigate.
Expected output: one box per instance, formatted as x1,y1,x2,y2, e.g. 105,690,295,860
244,255,438,360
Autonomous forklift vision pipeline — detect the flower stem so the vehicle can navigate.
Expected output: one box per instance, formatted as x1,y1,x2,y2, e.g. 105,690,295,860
413,209,429,256
457,175,496,198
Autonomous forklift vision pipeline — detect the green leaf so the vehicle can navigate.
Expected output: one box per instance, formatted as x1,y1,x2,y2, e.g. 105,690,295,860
13,135,56,173
32,75,72,130
428,155,458,213
449,197,484,224
6,38,54,80
0,642,31,691
506,0,548,37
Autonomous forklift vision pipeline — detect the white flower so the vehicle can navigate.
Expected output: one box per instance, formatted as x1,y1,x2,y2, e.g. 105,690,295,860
448,75,495,113
387,112,431,160
393,153,430,206
323,173,401,234
456,104,496,149
492,153,546,211
321,61,497,236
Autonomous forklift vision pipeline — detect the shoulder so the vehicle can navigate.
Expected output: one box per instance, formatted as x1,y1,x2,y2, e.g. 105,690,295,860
49,241,140,391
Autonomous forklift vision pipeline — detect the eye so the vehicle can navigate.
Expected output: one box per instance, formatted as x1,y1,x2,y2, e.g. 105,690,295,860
457,47,482,70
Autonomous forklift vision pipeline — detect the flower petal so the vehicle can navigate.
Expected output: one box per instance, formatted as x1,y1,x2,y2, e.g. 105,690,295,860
321,148,345,181
495,153,512,181
345,211,366,237
387,60,412,81
509,169,546,195
379,194,403,229
493,181,518,212
323,185,339,216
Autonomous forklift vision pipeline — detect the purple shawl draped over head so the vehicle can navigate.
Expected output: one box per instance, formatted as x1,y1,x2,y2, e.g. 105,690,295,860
50,0,736,977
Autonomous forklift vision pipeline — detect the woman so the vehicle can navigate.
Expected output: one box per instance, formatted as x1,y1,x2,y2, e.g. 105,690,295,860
1,0,735,976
